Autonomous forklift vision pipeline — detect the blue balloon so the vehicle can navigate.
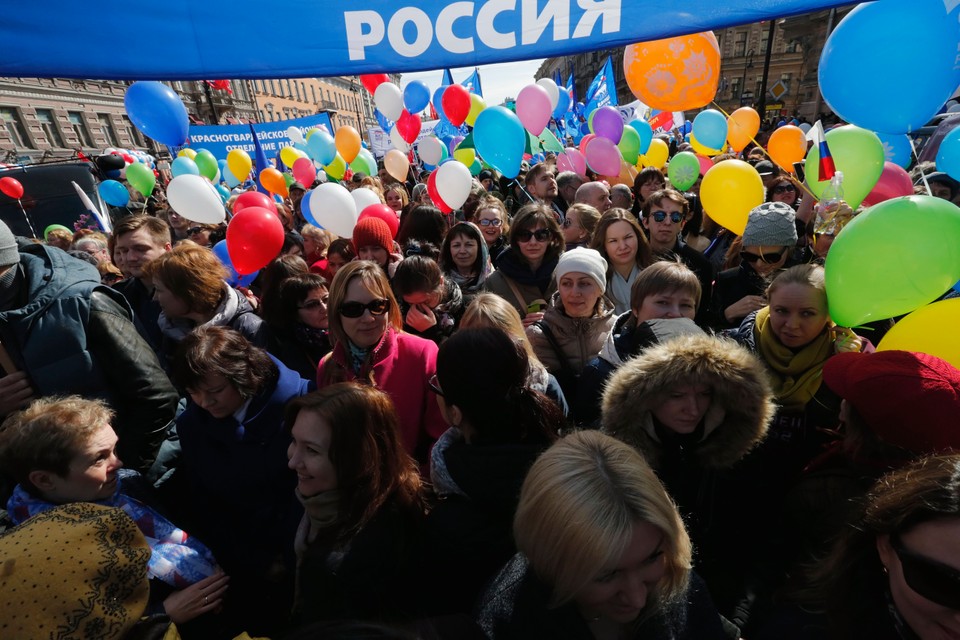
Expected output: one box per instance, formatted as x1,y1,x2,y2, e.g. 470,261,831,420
222,167,241,188
306,130,337,165
936,127,960,180
299,189,313,220
692,109,728,150
215,184,231,203
474,106,525,179
432,86,447,114
552,90,571,120
171,156,199,178
403,80,431,114
876,131,913,169
123,81,189,147
98,180,129,207
212,240,258,287
820,0,960,134
630,119,654,155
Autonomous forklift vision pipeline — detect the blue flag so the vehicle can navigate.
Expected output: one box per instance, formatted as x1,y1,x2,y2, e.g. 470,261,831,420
442,68,455,87
584,56,619,115
248,123,270,195
564,72,581,143
374,108,394,133
462,68,483,97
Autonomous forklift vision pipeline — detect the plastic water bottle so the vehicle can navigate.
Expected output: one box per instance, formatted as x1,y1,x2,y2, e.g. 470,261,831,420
816,171,845,236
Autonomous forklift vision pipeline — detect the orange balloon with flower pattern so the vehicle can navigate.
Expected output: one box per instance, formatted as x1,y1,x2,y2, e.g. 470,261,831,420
623,31,721,112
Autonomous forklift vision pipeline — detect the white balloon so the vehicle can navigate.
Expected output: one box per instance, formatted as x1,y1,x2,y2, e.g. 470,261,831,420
375,82,404,121
287,126,305,144
166,174,226,224
352,186,381,212
436,161,473,210
309,183,358,237
536,78,560,110
418,136,443,165
390,126,411,153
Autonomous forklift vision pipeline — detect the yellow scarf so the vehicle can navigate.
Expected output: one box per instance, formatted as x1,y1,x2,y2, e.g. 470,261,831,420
754,306,834,411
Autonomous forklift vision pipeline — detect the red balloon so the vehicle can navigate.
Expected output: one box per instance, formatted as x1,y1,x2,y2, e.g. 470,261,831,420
358,204,400,239
441,85,471,127
427,170,451,213
226,206,285,275
360,74,390,94
579,133,597,157
396,110,422,144
0,177,24,199
232,191,276,215
122,153,135,164
862,161,915,207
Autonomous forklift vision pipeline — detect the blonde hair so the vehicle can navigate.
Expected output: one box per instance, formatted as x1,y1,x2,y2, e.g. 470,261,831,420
326,260,403,349
461,292,540,364
766,263,826,300
565,203,601,243
514,430,691,610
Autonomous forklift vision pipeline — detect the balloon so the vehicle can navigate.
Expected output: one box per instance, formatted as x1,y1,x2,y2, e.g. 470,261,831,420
469,159,483,176
226,149,252,182
431,86,447,117
700,160,765,235
623,31,720,111
212,240,258,288
292,157,317,187
358,204,400,239
474,106,526,179
389,126,411,153
727,107,761,153
630,119,654,155
98,180,129,207
877,299,960,369
178,148,197,160
667,152,700,191
618,126,641,165
593,106,624,143
171,157,202,181
418,136,444,166
226,206,285,275
307,183,358,236
307,130,337,165
436,161,472,210
427,171,451,213
692,109,728,151
194,149,219,181
696,154,714,177
442,85,471,127
466,93,487,127
799,123,812,134
819,0,960,134
215,184,231,203
767,125,808,172
374,82,404,121
121,153,135,165
516,84,552,136
937,127,960,180
352,149,377,178
360,74,390,94
825,196,960,326
384,149,410,182
403,80,431,114
125,162,156,198
876,131,913,169
335,126,361,163
279,146,306,169
453,147,475,166
535,78,560,109
123,81,189,146
233,191,276,215
0,177,23,200
167,174,226,224
395,110,421,144
553,89,571,120
644,138,669,169
861,162,915,207
805,125,885,209
579,133,597,157
352,186,381,213
557,148,587,177
287,126,305,145
260,168,289,196
689,133,722,157
584,137,623,177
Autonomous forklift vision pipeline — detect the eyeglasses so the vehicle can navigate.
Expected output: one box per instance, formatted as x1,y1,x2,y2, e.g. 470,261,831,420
740,250,785,264
773,184,797,194
477,219,503,227
515,229,551,243
297,298,328,311
651,211,685,224
339,298,389,318
891,533,960,610
187,226,205,235
428,373,444,397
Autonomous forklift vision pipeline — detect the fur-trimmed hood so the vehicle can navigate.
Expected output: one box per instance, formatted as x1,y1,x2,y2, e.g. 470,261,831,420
601,333,775,470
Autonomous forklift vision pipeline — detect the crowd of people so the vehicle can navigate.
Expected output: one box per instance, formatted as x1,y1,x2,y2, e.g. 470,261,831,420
0,133,958,640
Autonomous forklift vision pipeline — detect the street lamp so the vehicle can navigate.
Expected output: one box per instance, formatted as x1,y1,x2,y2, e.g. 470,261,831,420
740,49,755,106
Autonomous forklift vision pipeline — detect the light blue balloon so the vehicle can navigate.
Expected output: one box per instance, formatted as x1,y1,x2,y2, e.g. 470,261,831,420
552,90,571,120
474,106,525,179
306,131,337,165
98,180,129,207
212,240,258,287
222,168,241,188
936,127,960,180
404,80,431,114
875,131,913,169
171,156,200,178
692,109,728,150
820,0,960,134
215,184,231,203
630,119,654,155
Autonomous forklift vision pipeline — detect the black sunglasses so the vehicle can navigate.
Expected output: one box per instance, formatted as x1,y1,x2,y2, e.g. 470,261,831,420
477,219,502,227
428,373,444,397
773,184,797,194
740,250,785,264
515,228,551,243
651,211,684,224
892,533,960,610
339,298,389,318
187,226,205,235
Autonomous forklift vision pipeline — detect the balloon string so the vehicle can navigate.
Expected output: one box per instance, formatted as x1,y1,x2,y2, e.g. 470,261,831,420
16,199,37,238
907,136,931,196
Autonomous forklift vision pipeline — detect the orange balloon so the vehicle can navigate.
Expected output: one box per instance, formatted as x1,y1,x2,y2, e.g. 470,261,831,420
767,125,808,172
259,167,288,197
623,31,720,111
335,126,361,163
727,107,760,153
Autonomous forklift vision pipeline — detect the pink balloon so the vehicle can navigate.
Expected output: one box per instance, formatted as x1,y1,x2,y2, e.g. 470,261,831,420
584,137,623,177
696,154,714,176
292,157,317,187
579,133,597,156
516,84,552,136
557,148,587,176
862,161,915,207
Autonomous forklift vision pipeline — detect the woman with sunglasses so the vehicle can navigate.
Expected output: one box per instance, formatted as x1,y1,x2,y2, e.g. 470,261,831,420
471,195,510,265
316,260,445,467
262,273,332,380
484,203,565,328
590,208,655,314
185,223,222,248
766,175,801,210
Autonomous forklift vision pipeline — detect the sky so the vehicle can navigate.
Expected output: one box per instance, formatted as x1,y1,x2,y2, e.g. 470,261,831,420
399,58,546,108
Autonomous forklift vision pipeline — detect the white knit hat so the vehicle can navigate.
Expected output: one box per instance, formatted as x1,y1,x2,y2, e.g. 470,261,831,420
554,247,608,293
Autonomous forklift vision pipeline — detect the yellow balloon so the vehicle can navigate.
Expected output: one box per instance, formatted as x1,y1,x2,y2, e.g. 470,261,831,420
280,146,306,169
466,93,487,127
453,147,476,166
877,298,960,369
178,148,197,159
689,132,723,157
226,149,252,182
384,149,410,182
645,138,669,168
700,160,764,235
326,153,347,181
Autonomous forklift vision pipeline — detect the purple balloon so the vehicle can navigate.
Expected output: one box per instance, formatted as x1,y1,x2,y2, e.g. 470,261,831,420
448,136,465,155
593,106,624,144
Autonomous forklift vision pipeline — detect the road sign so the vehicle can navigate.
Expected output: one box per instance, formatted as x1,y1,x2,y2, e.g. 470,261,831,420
769,80,789,101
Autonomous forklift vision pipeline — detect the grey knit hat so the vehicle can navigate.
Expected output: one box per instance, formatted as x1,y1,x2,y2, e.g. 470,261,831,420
0,220,19,268
742,202,797,248
554,247,608,293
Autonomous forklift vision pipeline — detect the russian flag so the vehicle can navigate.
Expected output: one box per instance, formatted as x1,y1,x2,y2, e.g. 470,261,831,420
809,121,836,182
71,181,111,233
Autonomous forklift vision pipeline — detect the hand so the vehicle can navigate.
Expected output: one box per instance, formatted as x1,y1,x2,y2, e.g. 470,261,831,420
724,296,766,323
238,287,259,310
0,371,36,416
832,327,863,354
406,303,437,333
522,311,545,328
163,570,230,624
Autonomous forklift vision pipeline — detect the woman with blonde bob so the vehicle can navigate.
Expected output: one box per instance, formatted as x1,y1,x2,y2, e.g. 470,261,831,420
477,430,727,639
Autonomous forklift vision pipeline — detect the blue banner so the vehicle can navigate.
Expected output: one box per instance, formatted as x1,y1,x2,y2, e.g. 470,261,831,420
584,57,618,115
176,113,333,161
1,1,850,79
462,68,483,97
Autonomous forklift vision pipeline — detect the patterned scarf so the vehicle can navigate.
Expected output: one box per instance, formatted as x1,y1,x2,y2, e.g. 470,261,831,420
754,306,834,411
8,477,219,588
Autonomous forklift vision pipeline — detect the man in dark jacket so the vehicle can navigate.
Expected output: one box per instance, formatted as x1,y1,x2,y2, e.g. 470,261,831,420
0,221,178,473
112,214,172,355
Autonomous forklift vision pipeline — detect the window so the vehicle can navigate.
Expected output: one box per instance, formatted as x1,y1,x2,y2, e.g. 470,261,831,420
122,115,144,147
269,79,276,96
301,82,306,102
68,111,93,147
35,108,65,147
98,114,119,146
311,86,317,103
1,107,33,148
734,33,747,57
731,78,741,98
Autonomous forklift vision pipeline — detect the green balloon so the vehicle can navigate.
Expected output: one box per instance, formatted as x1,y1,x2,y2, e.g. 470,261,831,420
667,152,700,192
825,195,960,327
325,153,346,181
125,162,156,197
618,125,640,165
283,172,295,188
470,159,482,176
804,125,884,209
351,149,376,177
194,149,219,181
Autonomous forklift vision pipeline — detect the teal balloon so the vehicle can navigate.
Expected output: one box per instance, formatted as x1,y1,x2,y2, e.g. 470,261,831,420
215,184,231,203
618,125,640,165
474,106,525,179
876,131,913,169
307,131,337,165
470,159,482,176
692,110,728,151
171,156,199,178
630,119,653,155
